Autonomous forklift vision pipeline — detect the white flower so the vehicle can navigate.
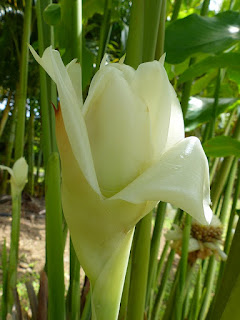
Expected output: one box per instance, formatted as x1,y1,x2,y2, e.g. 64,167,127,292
30,45,213,320
0,157,28,195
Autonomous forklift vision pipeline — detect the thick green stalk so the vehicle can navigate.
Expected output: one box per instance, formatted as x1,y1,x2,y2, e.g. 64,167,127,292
125,0,144,68
96,0,112,70
200,0,210,16
71,0,82,64
60,4,83,318
146,202,167,307
180,0,210,118
14,0,32,160
1,102,17,194
151,249,175,320
67,239,81,320
0,91,12,139
188,266,202,320
142,0,162,62
206,195,240,320
181,73,193,119
27,106,35,195
1,239,8,320
219,158,238,224
208,69,221,140
211,114,240,210
198,258,217,320
155,0,166,59
213,162,240,304
126,213,152,320
45,153,65,319
36,0,53,163
6,192,21,313
171,0,182,21
224,164,240,255
175,214,192,320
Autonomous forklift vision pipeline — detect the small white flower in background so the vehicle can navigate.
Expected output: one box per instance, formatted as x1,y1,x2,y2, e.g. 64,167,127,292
0,157,28,195
165,215,227,264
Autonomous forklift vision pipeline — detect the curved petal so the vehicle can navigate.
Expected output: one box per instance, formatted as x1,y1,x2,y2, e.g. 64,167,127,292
131,61,173,160
66,59,83,107
164,85,185,151
29,46,101,196
111,137,213,225
83,67,153,197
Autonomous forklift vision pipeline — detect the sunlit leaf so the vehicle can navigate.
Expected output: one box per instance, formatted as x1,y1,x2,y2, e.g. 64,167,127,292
165,11,240,64
203,136,240,157
185,97,237,131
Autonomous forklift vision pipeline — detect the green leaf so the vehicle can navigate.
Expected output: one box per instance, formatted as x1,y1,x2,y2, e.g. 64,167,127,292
203,136,240,158
165,11,240,64
179,53,240,83
83,0,105,22
185,97,237,131
207,219,240,320
43,4,61,26
190,70,218,96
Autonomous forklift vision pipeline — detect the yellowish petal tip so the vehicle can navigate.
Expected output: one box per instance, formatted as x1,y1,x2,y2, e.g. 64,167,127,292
159,53,166,65
119,54,126,64
100,54,108,69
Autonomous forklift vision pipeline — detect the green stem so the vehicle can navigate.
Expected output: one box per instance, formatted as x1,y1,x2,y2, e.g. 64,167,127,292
211,114,240,211
155,0,167,59
142,0,162,62
188,265,202,320
96,0,112,70
200,0,210,16
67,239,81,320
1,101,17,194
1,239,8,320
36,0,53,163
224,164,240,255
14,0,32,160
146,202,166,307
0,91,12,139
125,0,144,68
171,0,182,21
126,213,152,320
208,69,221,140
6,192,21,313
175,214,192,320
27,105,35,195
45,153,65,319
151,249,175,320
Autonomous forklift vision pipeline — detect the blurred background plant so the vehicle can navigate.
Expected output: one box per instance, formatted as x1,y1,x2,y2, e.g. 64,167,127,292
0,0,240,319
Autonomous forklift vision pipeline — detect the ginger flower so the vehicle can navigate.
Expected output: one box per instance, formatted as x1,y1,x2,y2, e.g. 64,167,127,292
30,45,213,320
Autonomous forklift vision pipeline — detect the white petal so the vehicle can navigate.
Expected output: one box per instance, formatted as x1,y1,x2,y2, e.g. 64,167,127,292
83,67,152,196
164,85,184,151
112,137,213,225
29,45,101,196
165,224,183,240
131,61,173,160
188,238,201,252
66,59,83,107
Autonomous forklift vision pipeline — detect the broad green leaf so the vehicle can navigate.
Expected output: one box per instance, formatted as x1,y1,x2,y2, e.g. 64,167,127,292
203,136,240,157
185,97,237,131
43,4,61,26
179,53,240,83
207,220,240,320
165,11,240,64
